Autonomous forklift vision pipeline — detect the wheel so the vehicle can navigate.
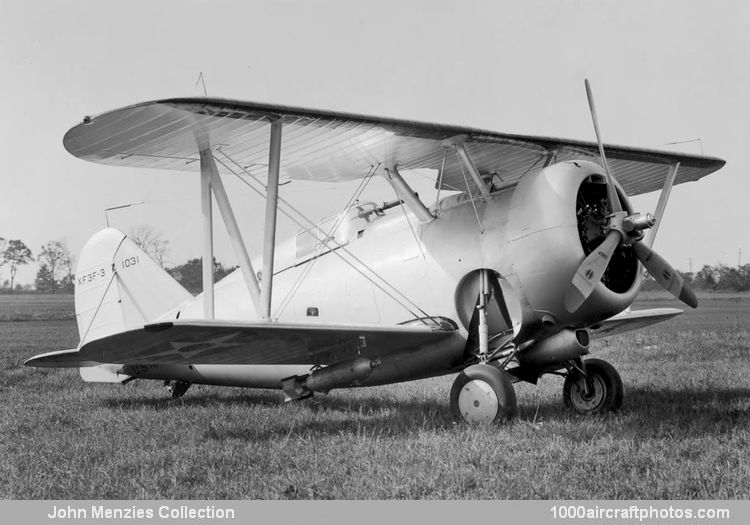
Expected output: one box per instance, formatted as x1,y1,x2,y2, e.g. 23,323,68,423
563,358,623,414
450,364,517,424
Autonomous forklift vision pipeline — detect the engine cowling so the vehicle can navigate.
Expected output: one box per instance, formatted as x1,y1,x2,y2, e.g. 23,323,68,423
507,160,641,335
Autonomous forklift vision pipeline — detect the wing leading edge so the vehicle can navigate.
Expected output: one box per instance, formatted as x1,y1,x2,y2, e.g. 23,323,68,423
589,308,683,339
63,98,725,197
25,320,458,368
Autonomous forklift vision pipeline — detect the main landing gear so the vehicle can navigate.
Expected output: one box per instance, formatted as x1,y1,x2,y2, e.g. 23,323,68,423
562,358,623,414
450,364,517,424
449,269,624,424
450,357,624,424
450,268,518,424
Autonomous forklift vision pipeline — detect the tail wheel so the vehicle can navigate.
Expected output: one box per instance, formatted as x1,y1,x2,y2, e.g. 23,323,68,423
450,364,517,424
167,380,192,399
563,358,623,414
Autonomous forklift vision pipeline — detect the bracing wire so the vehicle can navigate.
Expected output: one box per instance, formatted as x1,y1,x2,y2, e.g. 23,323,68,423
409,164,462,193
275,165,378,318
454,146,484,234
212,151,441,327
519,152,547,178
433,147,448,215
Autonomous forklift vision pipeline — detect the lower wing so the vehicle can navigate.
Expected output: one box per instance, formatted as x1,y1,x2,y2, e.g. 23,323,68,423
589,308,682,339
25,319,458,368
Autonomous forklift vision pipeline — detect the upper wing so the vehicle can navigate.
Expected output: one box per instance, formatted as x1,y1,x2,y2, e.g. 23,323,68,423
63,98,725,197
26,320,458,367
589,308,682,339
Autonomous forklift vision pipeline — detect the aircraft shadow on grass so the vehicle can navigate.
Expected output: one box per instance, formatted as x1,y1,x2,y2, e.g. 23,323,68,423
101,385,750,441
515,386,750,433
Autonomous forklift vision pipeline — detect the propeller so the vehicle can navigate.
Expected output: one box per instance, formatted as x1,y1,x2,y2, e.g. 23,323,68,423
631,242,697,307
564,79,698,312
585,79,622,215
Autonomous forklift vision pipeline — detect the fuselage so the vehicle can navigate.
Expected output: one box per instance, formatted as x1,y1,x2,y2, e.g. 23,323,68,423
127,160,642,390
173,160,640,332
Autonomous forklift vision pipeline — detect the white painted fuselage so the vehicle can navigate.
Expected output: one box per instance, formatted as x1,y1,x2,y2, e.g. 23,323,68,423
129,161,642,390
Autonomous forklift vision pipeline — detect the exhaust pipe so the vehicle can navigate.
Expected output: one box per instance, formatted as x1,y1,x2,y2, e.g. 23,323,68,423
517,328,590,368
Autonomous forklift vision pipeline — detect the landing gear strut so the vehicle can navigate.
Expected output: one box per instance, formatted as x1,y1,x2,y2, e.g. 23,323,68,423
562,358,623,414
450,364,517,424
451,269,518,424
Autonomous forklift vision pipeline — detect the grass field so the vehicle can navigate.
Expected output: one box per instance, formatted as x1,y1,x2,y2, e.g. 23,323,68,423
0,293,748,499
0,294,74,321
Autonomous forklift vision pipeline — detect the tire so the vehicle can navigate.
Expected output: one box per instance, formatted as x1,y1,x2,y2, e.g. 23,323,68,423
563,358,623,414
450,364,517,424
169,381,192,399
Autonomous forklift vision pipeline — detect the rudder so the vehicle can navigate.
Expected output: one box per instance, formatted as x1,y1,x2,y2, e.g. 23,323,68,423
75,228,192,347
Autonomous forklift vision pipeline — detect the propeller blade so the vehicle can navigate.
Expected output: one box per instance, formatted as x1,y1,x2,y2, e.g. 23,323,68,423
584,79,622,214
564,230,622,312
632,241,698,308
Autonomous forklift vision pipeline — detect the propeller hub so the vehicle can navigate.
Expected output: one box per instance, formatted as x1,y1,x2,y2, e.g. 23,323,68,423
623,213,656,233
604,210,629,238
607,212,654,245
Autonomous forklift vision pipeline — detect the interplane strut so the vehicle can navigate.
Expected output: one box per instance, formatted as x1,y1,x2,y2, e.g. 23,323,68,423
646,162,680,248
199,151,215,319
198,118,284,321
260,118,283,320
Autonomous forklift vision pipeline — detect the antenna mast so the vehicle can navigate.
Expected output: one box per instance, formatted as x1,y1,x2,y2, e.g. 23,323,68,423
195,72,208,96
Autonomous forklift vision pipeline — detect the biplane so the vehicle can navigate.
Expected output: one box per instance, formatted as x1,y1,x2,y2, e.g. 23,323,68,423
26,82,725,423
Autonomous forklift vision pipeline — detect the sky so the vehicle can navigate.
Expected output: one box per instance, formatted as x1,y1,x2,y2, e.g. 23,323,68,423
1,0,748,285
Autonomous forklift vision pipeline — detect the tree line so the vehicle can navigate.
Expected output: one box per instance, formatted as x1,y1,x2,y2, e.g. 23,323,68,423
643,264,750,293
1,229,235,295
0,237,74,294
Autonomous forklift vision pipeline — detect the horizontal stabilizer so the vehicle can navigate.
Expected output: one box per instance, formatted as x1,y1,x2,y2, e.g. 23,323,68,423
24,349,96,368
589,308,682,339
23,349,132,383
77,320,458,367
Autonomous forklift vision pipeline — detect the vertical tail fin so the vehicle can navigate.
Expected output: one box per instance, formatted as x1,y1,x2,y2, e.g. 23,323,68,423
75,228,192,347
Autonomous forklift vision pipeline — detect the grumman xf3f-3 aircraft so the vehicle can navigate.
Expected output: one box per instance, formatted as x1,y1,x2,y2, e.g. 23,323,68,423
26,81,725,424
